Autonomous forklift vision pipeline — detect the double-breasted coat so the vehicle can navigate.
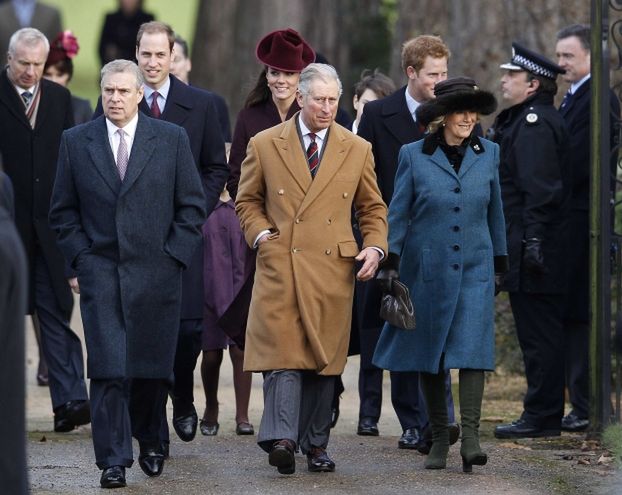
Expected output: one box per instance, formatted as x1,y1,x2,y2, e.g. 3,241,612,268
373,134,507,373
0,69,74,314
236,115,388,376
49,114,206,379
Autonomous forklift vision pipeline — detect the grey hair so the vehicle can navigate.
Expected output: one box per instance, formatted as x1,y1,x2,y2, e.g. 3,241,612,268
100,59,144,89
298,63,343,97
8,28,49,56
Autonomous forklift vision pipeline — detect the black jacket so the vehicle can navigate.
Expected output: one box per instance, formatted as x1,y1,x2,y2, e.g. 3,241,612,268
488,92,570,294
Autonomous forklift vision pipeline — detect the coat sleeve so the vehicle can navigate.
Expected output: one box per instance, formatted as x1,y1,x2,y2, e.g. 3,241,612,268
164,128,207,268
235,137,275,247
48,132,91,269
354,142,388,253
386,145,415,256
486,142,508,270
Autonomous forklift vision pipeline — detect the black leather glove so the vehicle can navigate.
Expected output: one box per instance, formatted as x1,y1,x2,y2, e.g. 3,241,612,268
522,238,547,275
494,274,503,296
376,252,400,292
376,267,399,293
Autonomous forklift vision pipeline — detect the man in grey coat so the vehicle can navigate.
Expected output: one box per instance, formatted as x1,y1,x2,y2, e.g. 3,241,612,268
49,59,206,489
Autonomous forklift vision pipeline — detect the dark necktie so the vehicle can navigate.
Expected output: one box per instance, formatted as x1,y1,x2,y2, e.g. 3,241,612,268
560,89,573,110
150,91,161,118
21,90,32,107
307,133,319,177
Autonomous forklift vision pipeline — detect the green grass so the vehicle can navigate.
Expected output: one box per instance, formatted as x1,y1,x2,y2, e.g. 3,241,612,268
43,0,199,105
602,423,622,466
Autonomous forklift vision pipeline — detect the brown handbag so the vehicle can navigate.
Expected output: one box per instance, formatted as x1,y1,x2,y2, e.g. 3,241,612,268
379,280,416,330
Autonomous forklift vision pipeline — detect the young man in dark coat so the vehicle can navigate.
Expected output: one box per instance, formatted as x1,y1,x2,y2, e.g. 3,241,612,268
490,42,571,439
50,59,206,488
0,27,90,433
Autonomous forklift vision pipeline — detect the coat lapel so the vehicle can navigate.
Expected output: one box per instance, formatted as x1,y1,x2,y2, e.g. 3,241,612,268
458,136,486,178
427,147,456,178
119,113,157,196
273,116,312,193
0,70,31,129
382,88,423,145
86,116,121,195
160,76,192,126
297,123,352,216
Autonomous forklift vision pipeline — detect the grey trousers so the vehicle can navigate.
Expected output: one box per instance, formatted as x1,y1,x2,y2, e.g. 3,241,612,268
257,370,334,455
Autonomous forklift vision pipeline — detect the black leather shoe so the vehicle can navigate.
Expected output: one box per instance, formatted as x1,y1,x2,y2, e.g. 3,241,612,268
236,422,255,435
307,446,335,472
398,428,421,449
561,413,589,432
53,400,91,432
494,418,561,439
138,448,165,477
100,466,126,488
199,419,219,436
357,417,379,436
173,411,198,442
418,423,460,454
269,439,296,474
160,440,170,459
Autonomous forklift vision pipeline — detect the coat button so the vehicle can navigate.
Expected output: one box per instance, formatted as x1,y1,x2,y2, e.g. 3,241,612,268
453,244,460,251
292,248,299,253
454,187,461,193
278,189,284,195
454,206,460,212
342,192,348,198
453,263,460,270
295,218,301,224
325,249,331,255
327,219,332,225
453,225,460,232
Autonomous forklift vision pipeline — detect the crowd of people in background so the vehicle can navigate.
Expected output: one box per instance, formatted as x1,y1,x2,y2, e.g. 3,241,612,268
0,0,612,492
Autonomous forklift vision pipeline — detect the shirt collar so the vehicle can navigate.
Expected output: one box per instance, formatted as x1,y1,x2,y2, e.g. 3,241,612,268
570,73,590,95
106,111,139,139
405,86,422,120
143,76,171,103
298,114,329,141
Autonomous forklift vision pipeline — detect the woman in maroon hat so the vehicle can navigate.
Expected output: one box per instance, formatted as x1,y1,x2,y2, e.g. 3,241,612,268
44,31,93,125
198,28,315,438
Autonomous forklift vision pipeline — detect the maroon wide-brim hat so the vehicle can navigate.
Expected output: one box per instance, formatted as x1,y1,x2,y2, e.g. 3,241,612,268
256,28,315,72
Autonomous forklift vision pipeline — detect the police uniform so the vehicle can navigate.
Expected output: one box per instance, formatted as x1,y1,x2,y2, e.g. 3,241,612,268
490,43,571,438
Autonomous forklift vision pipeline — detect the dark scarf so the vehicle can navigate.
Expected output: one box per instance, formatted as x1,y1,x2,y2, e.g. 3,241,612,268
436,130,470,173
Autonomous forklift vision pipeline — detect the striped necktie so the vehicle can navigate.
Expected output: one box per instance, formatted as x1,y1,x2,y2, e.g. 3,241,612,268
307,133,319,177
116,129,129,180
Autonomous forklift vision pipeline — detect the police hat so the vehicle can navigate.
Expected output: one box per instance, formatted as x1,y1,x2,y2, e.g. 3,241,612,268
416,77,497,128
500,42,565,80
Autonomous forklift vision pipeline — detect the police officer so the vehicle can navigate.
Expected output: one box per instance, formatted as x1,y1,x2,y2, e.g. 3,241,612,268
489,43,571,439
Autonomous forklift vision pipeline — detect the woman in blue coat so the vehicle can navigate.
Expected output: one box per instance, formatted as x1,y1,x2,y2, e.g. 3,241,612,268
373,78,508,472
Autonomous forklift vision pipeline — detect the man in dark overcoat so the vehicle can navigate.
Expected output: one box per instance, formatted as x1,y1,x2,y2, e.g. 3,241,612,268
95,21,229,447
0,27,89,432
49,59,206,488
0,170,28,495
354,34,457,451
490,43,571,439
555,24,620,432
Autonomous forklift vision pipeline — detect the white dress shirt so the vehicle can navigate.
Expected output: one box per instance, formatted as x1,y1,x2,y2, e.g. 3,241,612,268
570,74,590,95
106,112,139,162
405,86,422,123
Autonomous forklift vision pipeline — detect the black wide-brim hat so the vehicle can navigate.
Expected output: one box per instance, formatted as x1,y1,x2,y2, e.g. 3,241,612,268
416,77,497,128
256,28,315,72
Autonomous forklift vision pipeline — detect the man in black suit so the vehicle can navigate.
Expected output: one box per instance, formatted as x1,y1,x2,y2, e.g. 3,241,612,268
356,35,457,451
50,59,206,488
133,21,228,450
0,170,28,495
555,24,620,432
0,27,89,432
